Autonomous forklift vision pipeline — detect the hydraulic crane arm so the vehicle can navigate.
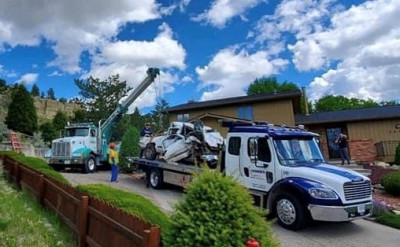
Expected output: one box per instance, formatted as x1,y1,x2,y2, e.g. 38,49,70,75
98,67,160,153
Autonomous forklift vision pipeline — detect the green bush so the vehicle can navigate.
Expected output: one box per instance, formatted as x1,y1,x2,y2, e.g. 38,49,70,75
119,126,140,173
0,151,69,184
163,170,278,247
395,141,400,166
381,171,400,196
77,184,170,230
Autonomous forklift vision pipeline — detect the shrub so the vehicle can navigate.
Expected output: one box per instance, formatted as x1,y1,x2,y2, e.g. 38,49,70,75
119,126,140,173
77,184,171,230
395,141,400,166
163,170,279,247
381,171,400,196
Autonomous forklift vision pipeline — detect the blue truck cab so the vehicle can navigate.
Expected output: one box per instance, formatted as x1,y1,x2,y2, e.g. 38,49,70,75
224,122,373,230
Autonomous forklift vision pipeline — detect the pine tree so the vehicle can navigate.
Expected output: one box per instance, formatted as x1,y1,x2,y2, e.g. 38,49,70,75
119,126,141,172
31,84,40,97
47,87,56,100
5,84,38,135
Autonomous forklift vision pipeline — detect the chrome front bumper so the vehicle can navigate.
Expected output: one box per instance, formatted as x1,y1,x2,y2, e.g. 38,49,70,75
308,202,373,222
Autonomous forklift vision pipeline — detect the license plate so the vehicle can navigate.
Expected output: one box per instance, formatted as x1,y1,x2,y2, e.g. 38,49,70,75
357,204,365,214
64,160,70,164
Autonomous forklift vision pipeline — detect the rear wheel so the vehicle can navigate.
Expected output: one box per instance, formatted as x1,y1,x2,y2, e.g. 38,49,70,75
144,144,157,160
275,192,309,230
149,169,163,189
84,156,96,173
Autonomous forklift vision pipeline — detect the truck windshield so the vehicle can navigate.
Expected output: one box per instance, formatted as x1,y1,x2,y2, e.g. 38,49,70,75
273,137,324,166
65,128,89,137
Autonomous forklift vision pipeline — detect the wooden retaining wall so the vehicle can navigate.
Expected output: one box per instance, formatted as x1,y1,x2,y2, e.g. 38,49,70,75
1,155,160,247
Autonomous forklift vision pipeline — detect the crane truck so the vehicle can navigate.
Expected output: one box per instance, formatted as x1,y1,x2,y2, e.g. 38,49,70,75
131,121,373,230
48,67,160,173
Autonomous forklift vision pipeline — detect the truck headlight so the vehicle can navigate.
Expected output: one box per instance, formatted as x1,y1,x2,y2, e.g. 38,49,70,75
72,152,82,158
308,188,338,200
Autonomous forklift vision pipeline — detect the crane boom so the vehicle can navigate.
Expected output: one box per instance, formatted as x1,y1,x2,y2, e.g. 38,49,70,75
98,67,160,154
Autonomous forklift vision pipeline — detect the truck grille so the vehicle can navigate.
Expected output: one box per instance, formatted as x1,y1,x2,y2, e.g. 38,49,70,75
52,142,71,157
343,180,372,201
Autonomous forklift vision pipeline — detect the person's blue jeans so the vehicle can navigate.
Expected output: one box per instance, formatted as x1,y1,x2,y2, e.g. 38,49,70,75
339,148,350,165
111,164,119,182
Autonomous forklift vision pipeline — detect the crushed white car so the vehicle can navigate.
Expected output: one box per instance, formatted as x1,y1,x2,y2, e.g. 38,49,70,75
139,121,224,166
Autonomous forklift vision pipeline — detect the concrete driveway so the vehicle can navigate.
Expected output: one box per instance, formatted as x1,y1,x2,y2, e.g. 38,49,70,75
61,171,400,247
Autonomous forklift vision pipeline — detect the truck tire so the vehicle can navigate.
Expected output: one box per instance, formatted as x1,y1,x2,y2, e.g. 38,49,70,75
51,164,63,172
84,156,96,173
149,168,163,189
144,144,157,160
275,192,308,230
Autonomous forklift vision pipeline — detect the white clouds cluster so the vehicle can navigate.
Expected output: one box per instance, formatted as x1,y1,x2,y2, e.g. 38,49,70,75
0,0,161,73
196,47,288,101
251,0,400,102
193,0,265,28
86,23,186,110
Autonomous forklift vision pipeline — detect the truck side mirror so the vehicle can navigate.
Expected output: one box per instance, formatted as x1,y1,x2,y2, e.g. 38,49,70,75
248,138,258,162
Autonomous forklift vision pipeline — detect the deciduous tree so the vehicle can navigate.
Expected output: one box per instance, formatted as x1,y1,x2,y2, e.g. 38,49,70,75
314,95,379,112
52,110,69,132
74,74,131,124
247,77,298,95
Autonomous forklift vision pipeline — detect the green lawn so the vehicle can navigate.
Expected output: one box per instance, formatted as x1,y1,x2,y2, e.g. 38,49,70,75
0,167,76,247
375,210,400,230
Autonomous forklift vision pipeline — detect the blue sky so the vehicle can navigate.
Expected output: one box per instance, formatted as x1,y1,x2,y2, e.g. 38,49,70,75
0,0,399,113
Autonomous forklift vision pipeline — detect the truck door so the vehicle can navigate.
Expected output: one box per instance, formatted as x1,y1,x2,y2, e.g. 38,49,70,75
225,136,244,184
88,128,97,152
241,136,274,192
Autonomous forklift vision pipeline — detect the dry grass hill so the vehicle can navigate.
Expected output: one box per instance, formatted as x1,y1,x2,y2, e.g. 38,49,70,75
0,93,81,124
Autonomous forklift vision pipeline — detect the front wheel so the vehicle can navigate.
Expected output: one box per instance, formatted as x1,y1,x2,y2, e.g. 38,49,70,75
149,169,163,189
84,156,96,173
275,192,309,230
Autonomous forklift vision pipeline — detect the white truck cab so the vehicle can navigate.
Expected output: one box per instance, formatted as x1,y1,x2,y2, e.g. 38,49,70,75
224,122,373,230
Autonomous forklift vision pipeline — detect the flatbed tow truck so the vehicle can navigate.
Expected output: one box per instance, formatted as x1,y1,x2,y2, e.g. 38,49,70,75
130,121,373,230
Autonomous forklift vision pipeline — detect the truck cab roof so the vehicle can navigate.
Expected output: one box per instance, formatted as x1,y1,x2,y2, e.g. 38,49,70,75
225,122,319,138
66,123,97,129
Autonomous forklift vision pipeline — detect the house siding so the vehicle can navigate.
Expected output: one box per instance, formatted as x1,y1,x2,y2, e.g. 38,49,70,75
169,99,295,137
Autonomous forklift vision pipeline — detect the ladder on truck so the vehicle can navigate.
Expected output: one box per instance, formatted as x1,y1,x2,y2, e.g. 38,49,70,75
10,132,21,152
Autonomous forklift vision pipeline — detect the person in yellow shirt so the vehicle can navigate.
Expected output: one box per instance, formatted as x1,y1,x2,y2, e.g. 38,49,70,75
108,142,119,182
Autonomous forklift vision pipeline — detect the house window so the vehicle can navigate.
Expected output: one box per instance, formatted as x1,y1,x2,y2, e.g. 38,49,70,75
237,106,253,120
177,113,189,122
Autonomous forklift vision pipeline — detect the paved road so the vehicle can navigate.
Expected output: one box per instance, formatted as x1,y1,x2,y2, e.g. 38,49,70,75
61,171,400,247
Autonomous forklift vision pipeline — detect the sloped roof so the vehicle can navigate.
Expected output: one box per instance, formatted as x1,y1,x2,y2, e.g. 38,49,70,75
188,112,253,124
167,90,302,113
295,105,400,125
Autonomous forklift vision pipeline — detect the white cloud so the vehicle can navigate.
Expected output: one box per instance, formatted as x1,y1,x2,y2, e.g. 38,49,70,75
83,23,186,111
0,0,161,73
16,73,38,85
251,0,400,102
192,0,265,28
95,23,186,70
196,47,288,101
48,71,63,77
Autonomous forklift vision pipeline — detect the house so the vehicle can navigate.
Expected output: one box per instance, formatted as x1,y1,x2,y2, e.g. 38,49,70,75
167,90,302,137
166,90,400,163
295,105,400,163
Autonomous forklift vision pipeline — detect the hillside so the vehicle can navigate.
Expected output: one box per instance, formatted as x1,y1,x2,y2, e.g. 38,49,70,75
0,93,81,123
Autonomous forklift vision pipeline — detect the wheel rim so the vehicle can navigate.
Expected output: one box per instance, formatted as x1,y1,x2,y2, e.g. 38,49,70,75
276,198,296,225
88,159,95,171
150,172,159,187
